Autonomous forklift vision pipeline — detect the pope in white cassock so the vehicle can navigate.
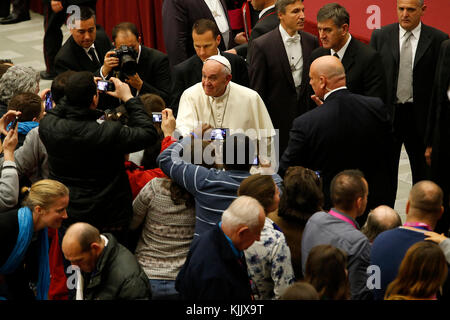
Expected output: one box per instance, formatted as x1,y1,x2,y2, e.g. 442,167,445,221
176,55,276,165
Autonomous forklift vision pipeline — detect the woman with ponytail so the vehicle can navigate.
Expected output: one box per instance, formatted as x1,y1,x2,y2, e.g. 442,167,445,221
0,179,69,300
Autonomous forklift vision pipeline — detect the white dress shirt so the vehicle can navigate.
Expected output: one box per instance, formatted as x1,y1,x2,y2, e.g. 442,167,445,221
204,0,230,49
399,22,421,68
279,24,303,88
331,34,352,60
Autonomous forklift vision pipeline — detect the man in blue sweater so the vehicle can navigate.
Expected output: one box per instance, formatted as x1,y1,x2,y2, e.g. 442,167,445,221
157,108,282,239
370,180,444,299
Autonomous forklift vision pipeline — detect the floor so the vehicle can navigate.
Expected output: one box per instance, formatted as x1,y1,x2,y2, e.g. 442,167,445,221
0,10,413,222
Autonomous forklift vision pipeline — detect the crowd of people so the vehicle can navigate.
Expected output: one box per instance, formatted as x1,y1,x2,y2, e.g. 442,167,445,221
0,0,449,302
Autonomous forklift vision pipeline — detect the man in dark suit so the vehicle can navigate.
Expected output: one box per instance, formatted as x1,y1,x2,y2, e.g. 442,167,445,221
41,0,97,80
425,39,450,234
54,6,112,75
176,196,265,300
280,56,394,223
228,0,279,62
248,0,319,158
99,22,171,104
162,0,234,68
0,0,30,24
370,0,448,211
309,3,387,110
170,18,249,113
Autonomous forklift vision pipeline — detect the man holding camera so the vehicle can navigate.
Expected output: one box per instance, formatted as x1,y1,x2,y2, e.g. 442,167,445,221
38,71,159,245
100,22,171,104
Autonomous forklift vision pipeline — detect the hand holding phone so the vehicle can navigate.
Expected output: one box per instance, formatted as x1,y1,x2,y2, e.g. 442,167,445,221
152,112,162,123
97,80,115,92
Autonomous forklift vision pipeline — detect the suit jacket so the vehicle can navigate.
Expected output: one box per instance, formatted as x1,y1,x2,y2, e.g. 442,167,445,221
234,7,279,61
131,46,171,104
427,40,450,187
370,23,448,138
54,25,112,75
309,36,388,111
162,0,234,67
175,225,253,300
170,51,249,113
279,89,395,210
249,28,319,156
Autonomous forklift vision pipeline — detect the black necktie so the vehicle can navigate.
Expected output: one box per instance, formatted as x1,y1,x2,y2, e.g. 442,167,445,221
333,52,340,59
88,47,100,67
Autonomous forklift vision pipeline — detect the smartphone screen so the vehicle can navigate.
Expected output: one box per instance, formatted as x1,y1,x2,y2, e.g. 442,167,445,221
210,128,228,140
152,112,162,123
45,92,53,111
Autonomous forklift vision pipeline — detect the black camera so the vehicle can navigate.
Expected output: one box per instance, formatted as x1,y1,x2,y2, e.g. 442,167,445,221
112,45,138,77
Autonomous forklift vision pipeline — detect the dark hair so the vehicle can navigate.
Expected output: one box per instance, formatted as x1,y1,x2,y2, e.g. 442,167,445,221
275,0,303,14
170,180,195,209
112,22,140,42
385,241,448,300
8,92,42,122
192,19,220,38
51,70,76,104
238,174,277,214
222,134,256,172
409,180,443,214
317,3,350,27
278,166,324,224
141,138,162,170
139,93,165,116
0,64,12,79
280,281,320,300
305,244,350,300
0,59,13,65
73,6,96,23
330,169,366,211
64,71,97,107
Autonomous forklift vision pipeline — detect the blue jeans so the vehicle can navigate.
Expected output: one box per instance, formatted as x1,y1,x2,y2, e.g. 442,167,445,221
149,279,180,300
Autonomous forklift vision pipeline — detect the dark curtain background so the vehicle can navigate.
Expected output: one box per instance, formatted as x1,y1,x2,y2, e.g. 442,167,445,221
30,0,167,52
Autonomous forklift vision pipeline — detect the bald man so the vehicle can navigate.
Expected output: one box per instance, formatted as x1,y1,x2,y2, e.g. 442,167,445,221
280,56,395,225
62,222,151,300
371,180,445,300
361,205,402,242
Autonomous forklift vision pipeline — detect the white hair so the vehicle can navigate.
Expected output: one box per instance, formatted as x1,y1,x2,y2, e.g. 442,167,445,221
221,196,263,231
0,65,39,105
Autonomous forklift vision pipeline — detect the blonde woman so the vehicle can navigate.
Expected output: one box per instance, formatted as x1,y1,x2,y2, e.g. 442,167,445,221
0,179,69,300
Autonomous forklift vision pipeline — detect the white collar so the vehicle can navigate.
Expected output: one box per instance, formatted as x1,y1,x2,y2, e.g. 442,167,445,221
136,45,142,64
331,34,352,60
324,86,347,100
83,44,96,54
259,5,275,19
279,24,300,42
399,22,421,40
100,234,109,247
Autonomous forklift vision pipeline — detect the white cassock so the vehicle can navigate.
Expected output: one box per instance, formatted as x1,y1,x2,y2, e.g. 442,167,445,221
176,81,275,138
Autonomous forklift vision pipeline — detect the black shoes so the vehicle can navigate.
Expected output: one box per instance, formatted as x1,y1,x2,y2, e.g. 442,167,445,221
0,13,31,25
40,71,57,81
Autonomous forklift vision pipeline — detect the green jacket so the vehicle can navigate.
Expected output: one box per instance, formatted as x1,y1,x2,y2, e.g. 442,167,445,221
83,233,151,300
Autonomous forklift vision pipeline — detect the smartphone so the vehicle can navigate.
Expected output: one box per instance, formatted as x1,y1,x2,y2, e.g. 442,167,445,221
152,112,162,123
252,156,259,165
97,80,115,92
45,91,53,111
210,128,229,141
10,116,18,131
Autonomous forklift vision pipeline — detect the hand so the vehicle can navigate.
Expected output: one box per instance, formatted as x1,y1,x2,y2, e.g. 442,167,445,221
425,146,432,167
0,110,21,136
102,51,120,76
161,108,176,137
51,0,64,13
424,231,447,244
234,32,248,45
225,49,237,55
39,88,51,101
311,95,323,106
125,73,143,91
2,123,18,162
192,123,212,139
106,77,133,102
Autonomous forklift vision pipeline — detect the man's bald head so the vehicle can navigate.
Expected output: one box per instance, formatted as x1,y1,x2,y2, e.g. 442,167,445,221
361,205,402,242
309,55,346,99
62,222,101,253
408,181,443,216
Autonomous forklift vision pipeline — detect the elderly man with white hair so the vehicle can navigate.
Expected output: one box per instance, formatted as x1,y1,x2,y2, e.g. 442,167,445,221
175,55,276,164
175,195,266,300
